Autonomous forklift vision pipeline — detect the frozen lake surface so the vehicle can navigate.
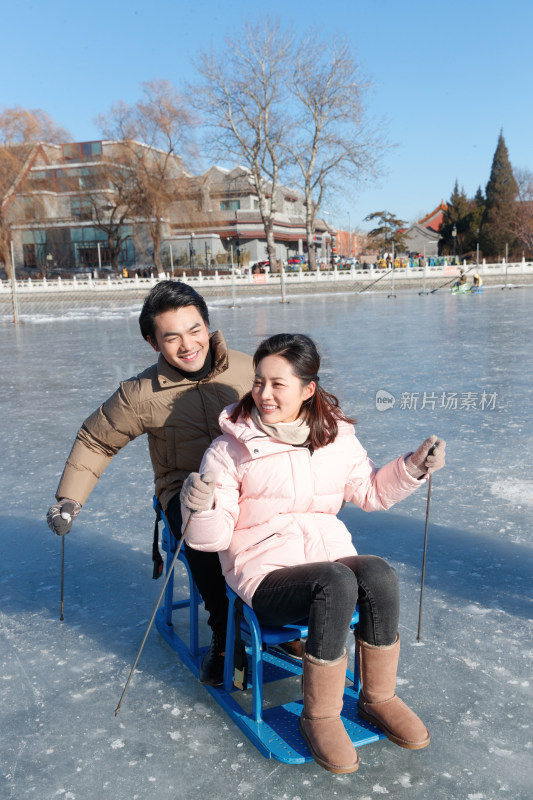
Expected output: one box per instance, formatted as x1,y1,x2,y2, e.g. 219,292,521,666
1,288,532,799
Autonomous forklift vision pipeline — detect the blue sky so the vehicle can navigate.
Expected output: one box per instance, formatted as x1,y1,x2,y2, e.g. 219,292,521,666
2,0,531,230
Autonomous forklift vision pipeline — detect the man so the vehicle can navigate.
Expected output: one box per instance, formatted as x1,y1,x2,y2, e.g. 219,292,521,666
46,280,254,685
453,268,467,288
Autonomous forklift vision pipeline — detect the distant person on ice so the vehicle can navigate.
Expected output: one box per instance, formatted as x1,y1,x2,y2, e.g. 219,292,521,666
46,280,254,686
453,268,468,288
180,333,446,774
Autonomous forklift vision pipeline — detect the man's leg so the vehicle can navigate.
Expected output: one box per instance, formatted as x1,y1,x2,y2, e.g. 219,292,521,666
164,492,227,685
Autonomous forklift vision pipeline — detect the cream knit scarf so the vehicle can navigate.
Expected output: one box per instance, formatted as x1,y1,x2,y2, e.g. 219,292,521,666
251,406,310,446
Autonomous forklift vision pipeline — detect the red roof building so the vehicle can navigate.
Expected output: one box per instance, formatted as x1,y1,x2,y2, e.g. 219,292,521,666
418,200,448,232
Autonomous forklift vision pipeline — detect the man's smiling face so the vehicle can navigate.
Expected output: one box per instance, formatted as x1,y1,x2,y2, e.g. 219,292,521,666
148,306,210,372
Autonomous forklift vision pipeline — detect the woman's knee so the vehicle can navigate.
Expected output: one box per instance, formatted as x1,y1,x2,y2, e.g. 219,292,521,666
342,554,399,606
315,561,359,605
368,556,398,585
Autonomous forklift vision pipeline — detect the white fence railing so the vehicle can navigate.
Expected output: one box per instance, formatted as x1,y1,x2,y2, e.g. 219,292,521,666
1,260,533,295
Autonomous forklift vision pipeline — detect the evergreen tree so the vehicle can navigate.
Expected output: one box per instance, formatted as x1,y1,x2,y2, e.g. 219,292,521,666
474,186,485,207
481,131,519,258
439,180,471,256
364,210,408,254
463,186,485,255
485,131,518,206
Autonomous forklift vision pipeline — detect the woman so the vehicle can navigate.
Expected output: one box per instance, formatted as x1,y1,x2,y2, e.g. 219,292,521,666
181,333,445,774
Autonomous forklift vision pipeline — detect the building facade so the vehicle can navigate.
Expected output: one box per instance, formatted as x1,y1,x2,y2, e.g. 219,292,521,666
7,141,140,274
6,140,332,275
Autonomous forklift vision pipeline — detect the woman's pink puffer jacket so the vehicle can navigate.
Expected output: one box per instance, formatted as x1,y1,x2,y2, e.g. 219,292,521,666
184,406,425,605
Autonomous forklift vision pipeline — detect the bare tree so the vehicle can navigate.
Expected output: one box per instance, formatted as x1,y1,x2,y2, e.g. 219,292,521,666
503,168,533,257
97,81,194,276
82,156,138,273
289,36,384,270
193,20,293,281
0,107,68,278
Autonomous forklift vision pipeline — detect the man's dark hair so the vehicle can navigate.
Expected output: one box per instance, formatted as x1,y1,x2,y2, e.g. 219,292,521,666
139,280,210,341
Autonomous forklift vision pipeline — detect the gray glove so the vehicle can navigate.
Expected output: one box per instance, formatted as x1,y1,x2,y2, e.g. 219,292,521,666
180,472,215,512
405,436,446,479
47,498,81,535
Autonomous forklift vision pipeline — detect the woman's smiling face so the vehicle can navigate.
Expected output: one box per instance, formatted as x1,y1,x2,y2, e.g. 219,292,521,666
252,354,315,424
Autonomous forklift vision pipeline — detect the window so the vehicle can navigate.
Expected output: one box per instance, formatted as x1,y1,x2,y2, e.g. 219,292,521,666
22,230,46,267
83,141,101,158
70,226,134,267
55,167,93,192
29,170,53,191
254,199,259,210
70,197,93,221
63,141,102,161
220,200,240,211
119,226,135,264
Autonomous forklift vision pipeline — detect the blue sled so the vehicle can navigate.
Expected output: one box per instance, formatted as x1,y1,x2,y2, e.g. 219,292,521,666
154,498,385,764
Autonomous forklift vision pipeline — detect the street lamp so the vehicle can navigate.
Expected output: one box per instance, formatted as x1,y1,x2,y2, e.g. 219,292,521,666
189,232,195,273
205,242,211,274
476,227,480,267
452,224,457,261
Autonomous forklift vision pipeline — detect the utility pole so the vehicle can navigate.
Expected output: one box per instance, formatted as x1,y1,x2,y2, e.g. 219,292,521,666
10,241,20,325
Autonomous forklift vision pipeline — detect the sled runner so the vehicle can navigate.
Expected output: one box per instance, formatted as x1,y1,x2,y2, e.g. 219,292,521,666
153,499,385,764
451,283,484,294
451,283,471,294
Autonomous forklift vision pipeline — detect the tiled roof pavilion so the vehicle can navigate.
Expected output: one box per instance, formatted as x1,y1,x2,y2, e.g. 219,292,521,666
418,200,448,232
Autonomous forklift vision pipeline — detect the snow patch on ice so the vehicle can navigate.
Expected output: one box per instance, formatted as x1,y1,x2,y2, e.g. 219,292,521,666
464,605,491,616
397,774,412,787
461,656,480,668
372,785,389,794
110,739,125,749
490,480,533,507
489,746,513,757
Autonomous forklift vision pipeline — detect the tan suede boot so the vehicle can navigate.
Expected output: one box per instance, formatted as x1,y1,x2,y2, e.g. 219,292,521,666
299,648,359,773
356,635,430,750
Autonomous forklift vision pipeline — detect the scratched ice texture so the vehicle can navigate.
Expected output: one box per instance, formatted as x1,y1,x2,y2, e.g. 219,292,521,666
1,286,531,800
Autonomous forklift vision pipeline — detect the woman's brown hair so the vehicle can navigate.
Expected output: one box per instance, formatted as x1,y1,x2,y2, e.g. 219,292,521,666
230,333,355,449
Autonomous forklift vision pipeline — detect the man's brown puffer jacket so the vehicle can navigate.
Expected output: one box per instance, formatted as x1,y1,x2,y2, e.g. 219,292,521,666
56,331,253,511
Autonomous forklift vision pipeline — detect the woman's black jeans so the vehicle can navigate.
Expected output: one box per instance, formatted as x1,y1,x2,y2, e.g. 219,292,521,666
252,556,399,661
